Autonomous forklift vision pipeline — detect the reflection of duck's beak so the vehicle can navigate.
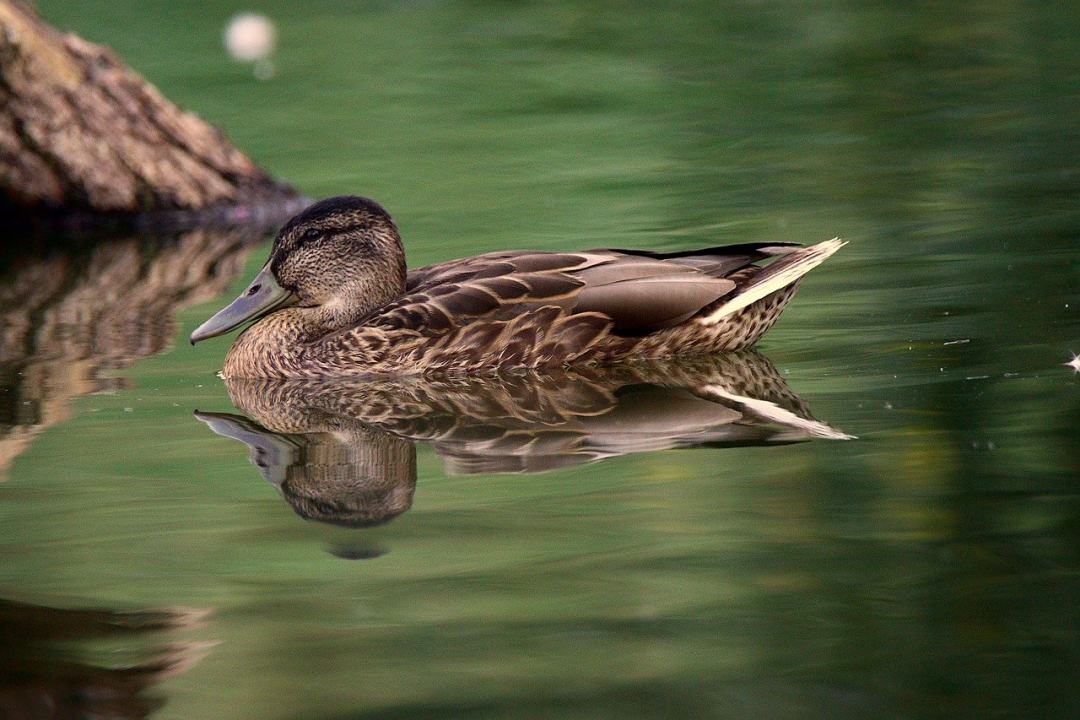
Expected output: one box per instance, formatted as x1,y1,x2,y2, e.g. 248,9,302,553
193,411,299,487
190,266,297,344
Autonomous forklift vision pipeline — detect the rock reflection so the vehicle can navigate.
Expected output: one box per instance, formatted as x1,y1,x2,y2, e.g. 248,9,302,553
0,227,269,478
0,597,209,719
197,351,849,528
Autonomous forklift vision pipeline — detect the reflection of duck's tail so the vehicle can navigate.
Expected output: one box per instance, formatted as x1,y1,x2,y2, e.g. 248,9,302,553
699,385,854,440
611,352,853,441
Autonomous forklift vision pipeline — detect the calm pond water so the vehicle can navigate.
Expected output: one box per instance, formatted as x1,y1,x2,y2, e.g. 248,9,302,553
3,1,1080,718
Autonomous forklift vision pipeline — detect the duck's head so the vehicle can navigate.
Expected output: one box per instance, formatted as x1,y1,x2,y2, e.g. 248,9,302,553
191,196,405,344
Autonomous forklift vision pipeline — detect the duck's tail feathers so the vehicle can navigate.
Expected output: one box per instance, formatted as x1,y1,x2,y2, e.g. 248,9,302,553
699,238,845,326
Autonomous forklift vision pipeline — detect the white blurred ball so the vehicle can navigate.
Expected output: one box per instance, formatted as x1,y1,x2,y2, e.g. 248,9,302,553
224,13,276,62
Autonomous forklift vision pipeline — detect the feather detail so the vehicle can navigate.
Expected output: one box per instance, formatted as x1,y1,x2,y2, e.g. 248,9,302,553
699,238,846,326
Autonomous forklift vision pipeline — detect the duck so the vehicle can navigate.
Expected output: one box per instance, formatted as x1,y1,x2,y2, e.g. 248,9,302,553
190,195,844,378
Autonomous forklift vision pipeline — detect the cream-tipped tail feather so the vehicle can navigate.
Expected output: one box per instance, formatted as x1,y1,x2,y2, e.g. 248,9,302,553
700,238,846,325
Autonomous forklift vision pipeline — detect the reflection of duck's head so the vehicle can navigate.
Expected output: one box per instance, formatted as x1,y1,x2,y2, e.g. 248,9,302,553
196,410,416,528
190,197,404,345
282,423,415,528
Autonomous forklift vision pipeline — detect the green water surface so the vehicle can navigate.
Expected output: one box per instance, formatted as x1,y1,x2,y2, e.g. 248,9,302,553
2,1,1079,717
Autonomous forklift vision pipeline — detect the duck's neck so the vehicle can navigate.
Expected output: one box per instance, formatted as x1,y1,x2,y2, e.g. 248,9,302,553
223,254,408,378
273,303,368,340
222,298,397,379
299,300,372,336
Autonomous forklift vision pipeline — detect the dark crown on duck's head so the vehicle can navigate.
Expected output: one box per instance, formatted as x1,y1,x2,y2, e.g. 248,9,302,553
276,195,395,249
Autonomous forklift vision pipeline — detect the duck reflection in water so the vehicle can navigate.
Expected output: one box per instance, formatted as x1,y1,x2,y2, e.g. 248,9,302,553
196,351,850,528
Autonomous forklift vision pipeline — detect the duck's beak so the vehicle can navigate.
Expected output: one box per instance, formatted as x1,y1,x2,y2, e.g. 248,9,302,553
193,411,299,488
190,266,298,344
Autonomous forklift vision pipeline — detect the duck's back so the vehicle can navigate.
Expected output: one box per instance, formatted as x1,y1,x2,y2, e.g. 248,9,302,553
344,239,843,372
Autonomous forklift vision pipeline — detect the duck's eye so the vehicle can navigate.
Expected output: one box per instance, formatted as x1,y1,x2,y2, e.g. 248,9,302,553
299,228,322,243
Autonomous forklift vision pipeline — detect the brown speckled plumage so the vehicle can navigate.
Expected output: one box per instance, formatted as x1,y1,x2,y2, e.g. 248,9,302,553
196,196,845,378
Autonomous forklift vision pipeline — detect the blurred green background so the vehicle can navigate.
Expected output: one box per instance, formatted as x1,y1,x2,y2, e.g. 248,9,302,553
1,1,1078,717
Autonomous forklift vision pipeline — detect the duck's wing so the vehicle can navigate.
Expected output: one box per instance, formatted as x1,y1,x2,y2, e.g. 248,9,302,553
380,253,608,368
389,248,761,338
604,242,802,277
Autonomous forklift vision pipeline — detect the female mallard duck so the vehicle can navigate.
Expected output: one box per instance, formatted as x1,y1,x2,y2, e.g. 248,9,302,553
191,196,844,378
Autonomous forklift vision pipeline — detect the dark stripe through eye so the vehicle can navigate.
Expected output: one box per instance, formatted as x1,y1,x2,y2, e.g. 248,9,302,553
295,223,371,249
